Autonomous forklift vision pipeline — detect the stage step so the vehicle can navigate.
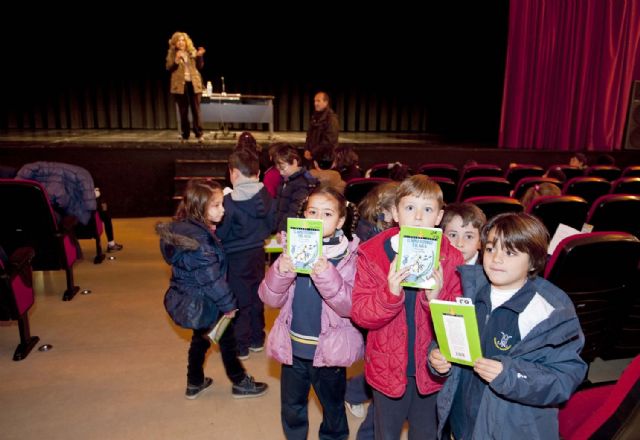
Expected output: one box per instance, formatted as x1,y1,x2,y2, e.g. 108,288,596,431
174,159,229,199
175,159,228,177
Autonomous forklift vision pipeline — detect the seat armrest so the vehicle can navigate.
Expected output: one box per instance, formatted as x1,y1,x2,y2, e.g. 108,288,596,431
8,247,35,277
60,215,78,233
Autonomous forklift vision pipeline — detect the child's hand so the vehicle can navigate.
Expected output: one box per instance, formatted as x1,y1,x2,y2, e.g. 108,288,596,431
278,254,295,274
473,357,503,383
312,256,329,275
388,255,410,296
429,348,452,374
424,266,444,301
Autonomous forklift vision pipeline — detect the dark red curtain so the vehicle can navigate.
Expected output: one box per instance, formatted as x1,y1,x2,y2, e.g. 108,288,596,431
499,0,640,150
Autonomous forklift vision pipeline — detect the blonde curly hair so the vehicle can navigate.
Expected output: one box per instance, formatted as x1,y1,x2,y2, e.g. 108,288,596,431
166,32,196,67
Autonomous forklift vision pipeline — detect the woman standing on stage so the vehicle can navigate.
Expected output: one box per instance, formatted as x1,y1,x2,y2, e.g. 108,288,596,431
166,31,206,143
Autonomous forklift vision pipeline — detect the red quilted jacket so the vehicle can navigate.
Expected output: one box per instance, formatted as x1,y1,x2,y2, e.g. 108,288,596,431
351,227,463,398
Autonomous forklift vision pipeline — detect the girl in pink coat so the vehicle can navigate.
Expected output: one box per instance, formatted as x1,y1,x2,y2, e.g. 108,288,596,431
259,185,363,440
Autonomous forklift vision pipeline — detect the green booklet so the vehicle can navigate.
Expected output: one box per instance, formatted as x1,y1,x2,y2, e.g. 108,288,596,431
207,312,236,344
429,297,483,366
287,218,323,274
397,226,442,289
264,233,283,254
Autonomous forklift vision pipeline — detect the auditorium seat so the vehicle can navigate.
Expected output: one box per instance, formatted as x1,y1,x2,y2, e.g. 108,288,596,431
512,177,562,200
585,194,640,238
367,163,393,178
417,163,459,183
526,195,589,236
559,355,640,440
621,165,640,177
344,177,392,205
456,177,511,202
465,196,523,220
584,165,622,182
547,164,583,181
74,211,105,264
503,164,545,187
610,177,640,196
562,177,611,205
0,179,80,301
545,232,640,363
459,164,503,183
430,177,456,204
0,245,40,360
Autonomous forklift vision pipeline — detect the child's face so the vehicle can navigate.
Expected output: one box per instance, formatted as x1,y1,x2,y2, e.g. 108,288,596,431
569,156,584,168
444,215,481,263
276,159,300,178
381,209,393,224
392,195,443,229
207,190,225,223
304,193,345,238
482,228,530,291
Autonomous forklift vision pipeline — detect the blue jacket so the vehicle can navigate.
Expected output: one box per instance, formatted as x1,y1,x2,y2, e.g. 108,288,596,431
17,161,96,225
156,220,236,330
436,264,587,440
274,168,318,233
216,185,274,255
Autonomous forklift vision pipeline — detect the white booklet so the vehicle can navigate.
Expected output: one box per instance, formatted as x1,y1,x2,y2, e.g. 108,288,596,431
547,223,581,255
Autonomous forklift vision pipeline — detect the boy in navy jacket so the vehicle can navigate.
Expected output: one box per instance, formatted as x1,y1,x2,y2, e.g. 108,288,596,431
216,149,275,358
429,213,587,439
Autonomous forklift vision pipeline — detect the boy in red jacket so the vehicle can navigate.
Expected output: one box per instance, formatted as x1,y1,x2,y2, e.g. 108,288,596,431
351,175,463,439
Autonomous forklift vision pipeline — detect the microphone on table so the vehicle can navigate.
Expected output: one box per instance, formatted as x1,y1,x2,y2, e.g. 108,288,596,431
221,76,227,96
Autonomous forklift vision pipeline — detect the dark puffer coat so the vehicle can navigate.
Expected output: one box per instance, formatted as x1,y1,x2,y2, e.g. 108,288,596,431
156,220,236,329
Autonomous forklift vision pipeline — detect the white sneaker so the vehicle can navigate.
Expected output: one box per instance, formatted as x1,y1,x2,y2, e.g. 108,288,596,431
345,401,366,418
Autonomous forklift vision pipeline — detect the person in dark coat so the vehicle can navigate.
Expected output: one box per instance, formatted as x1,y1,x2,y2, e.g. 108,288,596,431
157,179,268,400
429,213,587,439
303,91,339,165
216,149,275,359
272,144,318,236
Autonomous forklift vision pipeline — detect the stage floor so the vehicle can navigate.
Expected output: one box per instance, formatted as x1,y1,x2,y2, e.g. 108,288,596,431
0,129,453,149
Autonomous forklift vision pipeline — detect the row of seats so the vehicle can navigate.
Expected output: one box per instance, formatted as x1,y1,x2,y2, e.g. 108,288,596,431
345,174,640,206
369,162,640,185
467,194,640,239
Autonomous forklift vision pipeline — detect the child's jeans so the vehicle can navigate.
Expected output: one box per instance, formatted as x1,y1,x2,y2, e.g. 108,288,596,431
187,325,245,386
372,376,437,440
281,356,348,440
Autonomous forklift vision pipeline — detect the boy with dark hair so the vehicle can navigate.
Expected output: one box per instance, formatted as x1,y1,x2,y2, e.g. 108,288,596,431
440,202,486,265
216,149,274,359
430,212,587,439
271,143,318,235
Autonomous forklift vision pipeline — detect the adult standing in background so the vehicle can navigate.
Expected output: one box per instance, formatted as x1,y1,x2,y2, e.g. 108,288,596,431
304,91,340,163
166,32,206,143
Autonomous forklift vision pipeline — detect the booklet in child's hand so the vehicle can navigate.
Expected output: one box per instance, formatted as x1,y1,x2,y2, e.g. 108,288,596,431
397,226,442,289
207,313,236,344
429,297,482,366
287,218,323,274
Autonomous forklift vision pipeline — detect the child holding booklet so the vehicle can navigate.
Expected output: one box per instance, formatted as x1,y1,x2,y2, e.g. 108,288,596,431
258,185,363,439
429,212,587,439
351,175,464,439
157,180,268,400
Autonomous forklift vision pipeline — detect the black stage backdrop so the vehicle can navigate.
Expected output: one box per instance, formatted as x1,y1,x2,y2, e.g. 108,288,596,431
1,5,509,142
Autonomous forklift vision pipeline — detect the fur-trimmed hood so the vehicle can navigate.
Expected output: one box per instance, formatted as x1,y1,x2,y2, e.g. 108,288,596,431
155,221,200,251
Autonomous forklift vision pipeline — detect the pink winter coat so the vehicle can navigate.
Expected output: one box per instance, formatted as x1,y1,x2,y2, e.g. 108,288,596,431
351,227,463,398
258,237,364,367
